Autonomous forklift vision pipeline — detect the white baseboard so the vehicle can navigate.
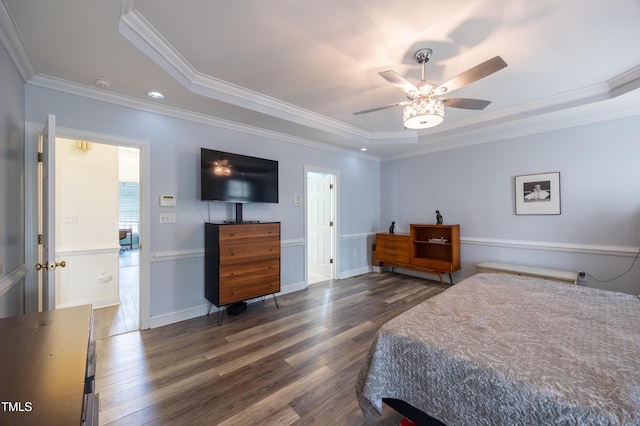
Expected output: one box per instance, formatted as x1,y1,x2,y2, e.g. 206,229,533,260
149,280,308,329
338,266,372,279
57,294,120,310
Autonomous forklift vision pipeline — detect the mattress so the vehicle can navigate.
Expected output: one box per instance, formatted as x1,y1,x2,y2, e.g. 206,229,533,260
356,273,640,425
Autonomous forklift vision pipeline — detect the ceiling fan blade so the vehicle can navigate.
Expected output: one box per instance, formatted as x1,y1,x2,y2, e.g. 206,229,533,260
436,56,507,95
353,101,408,115
379,70,419,94
444,98,492,110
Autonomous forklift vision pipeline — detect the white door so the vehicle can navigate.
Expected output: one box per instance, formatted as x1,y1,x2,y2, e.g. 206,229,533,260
307,172,334,283
38,114,66,311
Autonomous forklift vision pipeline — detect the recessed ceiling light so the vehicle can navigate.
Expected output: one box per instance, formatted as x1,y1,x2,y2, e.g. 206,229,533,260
148,91,165,100
360,148,368,151
95,78,111,89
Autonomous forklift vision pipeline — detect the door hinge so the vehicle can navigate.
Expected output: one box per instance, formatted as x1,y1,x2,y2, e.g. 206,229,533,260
329,183,334,189
330,258,334,264
329,221,334,227
37,152,43,162
38,234,43,245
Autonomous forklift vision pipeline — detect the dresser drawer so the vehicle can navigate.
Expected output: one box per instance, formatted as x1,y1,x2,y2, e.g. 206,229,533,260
219,240,280,265
220,258,279,283
219,276,280,305
219,223,279,245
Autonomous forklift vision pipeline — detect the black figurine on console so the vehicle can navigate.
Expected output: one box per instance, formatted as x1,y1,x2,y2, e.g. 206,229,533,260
389,221,396,234
436,210,443,225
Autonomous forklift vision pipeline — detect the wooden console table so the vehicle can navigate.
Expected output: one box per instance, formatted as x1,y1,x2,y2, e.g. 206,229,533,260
375,224,460,287
0,305,97,425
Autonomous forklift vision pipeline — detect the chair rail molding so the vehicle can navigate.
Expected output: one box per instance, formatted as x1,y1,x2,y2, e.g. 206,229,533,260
461,237,639,257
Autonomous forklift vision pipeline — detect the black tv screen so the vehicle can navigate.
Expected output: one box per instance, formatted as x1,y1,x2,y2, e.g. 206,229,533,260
200,148,279,203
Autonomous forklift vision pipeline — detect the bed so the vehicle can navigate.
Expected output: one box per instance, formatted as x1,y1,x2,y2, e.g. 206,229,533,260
356,273,640,425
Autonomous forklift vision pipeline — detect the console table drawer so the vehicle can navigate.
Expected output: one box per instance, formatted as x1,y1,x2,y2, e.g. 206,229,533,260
375,233,410,263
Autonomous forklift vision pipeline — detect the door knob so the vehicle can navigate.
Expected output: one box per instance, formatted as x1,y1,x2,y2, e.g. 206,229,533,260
35,260,66,271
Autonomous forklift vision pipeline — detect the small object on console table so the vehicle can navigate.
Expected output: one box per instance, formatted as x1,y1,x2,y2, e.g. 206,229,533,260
389,221,396,234
435,210,443,225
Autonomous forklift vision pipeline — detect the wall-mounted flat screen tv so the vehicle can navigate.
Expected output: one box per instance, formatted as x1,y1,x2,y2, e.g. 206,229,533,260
200,148,279,203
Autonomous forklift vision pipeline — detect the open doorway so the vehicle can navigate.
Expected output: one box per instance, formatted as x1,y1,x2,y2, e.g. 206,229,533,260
54,138,140,338
305,168,337,285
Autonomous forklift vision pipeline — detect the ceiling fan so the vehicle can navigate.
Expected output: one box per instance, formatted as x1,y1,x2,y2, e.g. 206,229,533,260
353,48,508,129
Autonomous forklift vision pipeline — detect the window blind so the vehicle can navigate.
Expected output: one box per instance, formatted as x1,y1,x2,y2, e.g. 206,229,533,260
119,182,140,225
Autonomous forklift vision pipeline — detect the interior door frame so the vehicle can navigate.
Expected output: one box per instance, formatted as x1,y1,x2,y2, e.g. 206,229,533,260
304,165,339,284
24,121,152,329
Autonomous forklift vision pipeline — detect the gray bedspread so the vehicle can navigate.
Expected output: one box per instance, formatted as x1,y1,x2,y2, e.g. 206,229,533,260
356,273,640,425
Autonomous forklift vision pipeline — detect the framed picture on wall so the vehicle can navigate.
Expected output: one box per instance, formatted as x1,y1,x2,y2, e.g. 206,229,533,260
515,172,560,215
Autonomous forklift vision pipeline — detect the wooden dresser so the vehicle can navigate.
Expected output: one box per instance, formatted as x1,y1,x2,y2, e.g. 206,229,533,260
205,222,281,307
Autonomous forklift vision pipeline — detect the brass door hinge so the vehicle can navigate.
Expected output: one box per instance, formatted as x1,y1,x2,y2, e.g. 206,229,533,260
38,234,43,245
37,152,43,162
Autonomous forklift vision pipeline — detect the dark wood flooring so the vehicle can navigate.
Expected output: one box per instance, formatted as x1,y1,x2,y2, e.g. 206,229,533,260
95,272,447,425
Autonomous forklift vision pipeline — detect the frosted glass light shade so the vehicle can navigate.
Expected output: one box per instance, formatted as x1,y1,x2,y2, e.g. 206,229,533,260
403,98,444,129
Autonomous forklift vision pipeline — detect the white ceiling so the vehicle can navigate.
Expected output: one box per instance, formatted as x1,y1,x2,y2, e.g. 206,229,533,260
2,0,640,160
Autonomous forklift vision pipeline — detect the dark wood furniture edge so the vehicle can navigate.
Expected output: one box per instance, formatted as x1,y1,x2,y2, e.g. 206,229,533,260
383,398,446,426
377,261,453,287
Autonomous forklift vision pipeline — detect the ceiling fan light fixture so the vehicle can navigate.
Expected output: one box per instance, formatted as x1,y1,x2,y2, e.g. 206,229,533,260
403,97,444,129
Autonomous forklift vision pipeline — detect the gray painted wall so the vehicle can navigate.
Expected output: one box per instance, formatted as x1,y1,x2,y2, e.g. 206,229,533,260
24,85,381,322
381,116,640,295
2,44,638,322
0,39,26,317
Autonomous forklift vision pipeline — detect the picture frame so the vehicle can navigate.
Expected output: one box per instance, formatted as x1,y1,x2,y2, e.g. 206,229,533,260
514,172,560,215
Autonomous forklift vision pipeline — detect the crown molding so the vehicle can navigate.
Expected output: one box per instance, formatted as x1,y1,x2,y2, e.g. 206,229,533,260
27,74,381,162
9,0,640,162
117,2,640,156
608,64,640,98
0,0,34,81
119,5,374,145
384,99,640,161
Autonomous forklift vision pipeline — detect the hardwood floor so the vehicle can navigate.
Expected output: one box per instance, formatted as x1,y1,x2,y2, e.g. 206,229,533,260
92,249,139,340
95,272,447,425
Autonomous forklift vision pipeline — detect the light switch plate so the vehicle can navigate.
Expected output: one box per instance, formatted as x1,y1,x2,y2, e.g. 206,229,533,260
159,213,176,223
64,213,78,223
